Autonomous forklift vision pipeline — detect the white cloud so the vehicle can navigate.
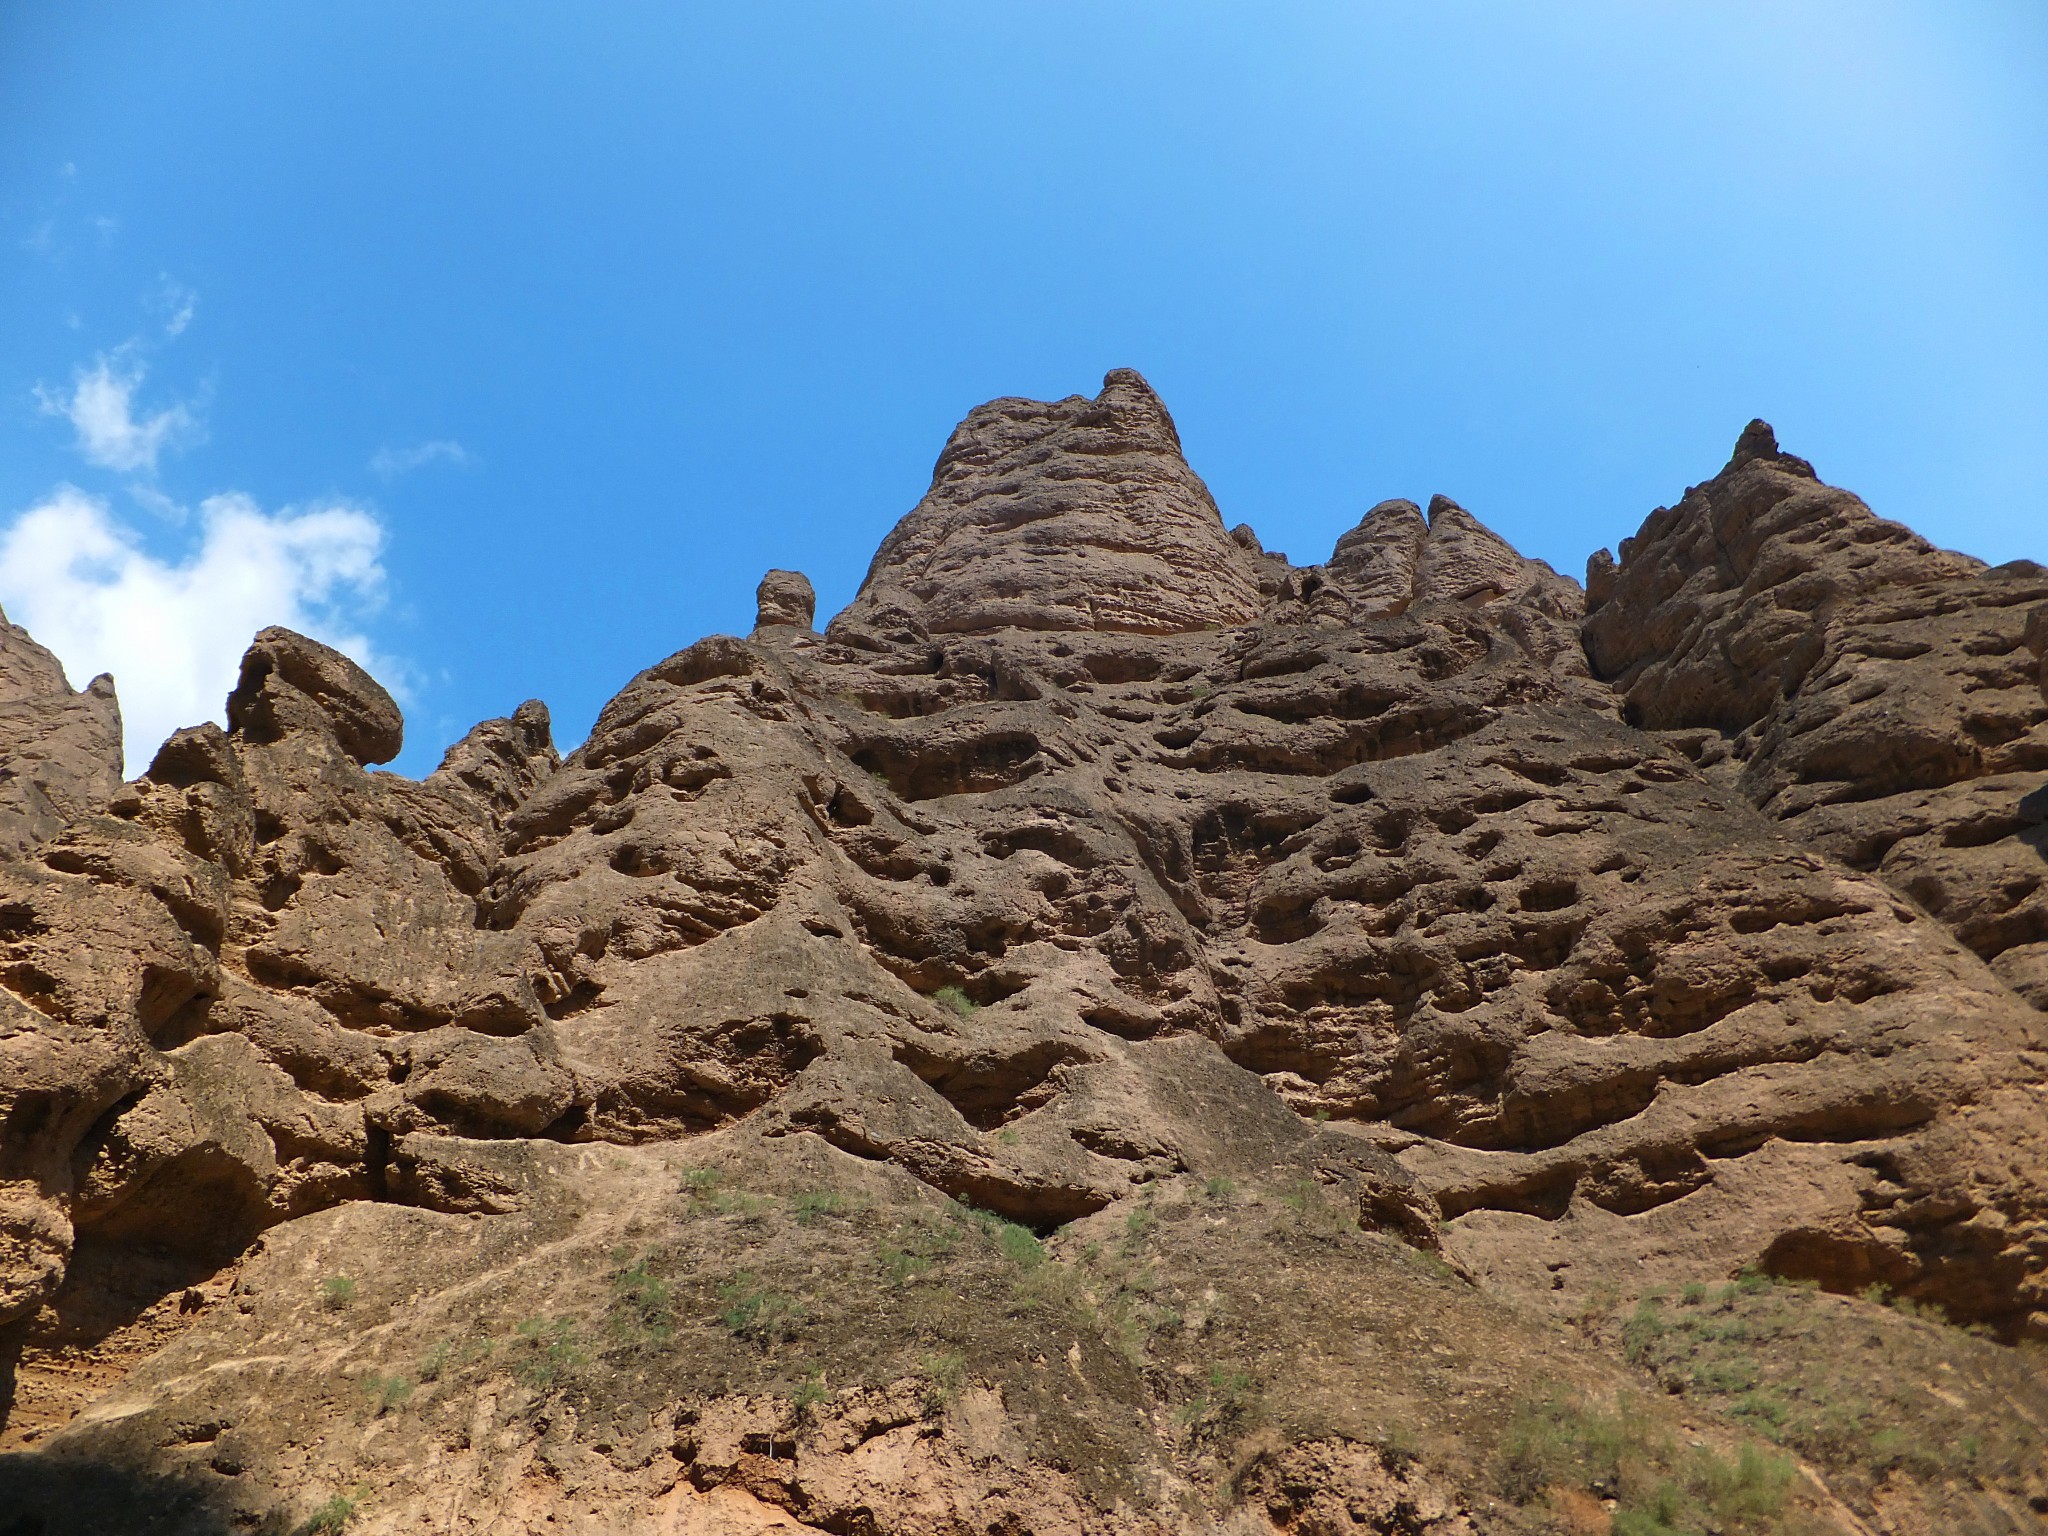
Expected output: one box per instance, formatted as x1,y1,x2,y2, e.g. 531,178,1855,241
0,487,391,773
37,356,200,474
154,275,197,337
369,438,469,479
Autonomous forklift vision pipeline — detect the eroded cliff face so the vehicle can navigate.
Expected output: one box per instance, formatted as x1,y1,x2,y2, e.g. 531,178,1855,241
1,373,2045,1535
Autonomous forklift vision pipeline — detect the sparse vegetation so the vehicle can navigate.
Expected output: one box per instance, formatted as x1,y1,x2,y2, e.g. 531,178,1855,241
680,1165,724,1197
1175,1362,1258,1443
508,1315,584,1388
417,1338,453,1383
1202,1176,1236,1201
1501,1393,1791,1533
607,1251,674,1340
791,1189,849,1226
919,1350,966,1411
1615,1273,2039,1490
791,1369,829,1413
318,1274,357,1311
359,1371,414,1416
717,1272,805,1344
931,984,978,1018
292,1491,361,1536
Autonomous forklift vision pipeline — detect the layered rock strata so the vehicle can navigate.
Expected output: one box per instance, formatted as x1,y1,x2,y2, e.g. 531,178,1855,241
1,372,2046,1531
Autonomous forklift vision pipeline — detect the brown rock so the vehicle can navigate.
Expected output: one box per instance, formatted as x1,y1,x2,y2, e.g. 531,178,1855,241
225,625,404,767
829,368,1262,639
752,568,816,631
1,376,2045,1534
1587,422,2048,1011
0,606,123,856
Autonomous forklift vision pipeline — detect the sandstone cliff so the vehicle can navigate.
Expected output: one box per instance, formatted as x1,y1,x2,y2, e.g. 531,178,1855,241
1,374,2043,1535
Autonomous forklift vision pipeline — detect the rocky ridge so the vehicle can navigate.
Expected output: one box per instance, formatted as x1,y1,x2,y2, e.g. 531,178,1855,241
1,371,2044,1534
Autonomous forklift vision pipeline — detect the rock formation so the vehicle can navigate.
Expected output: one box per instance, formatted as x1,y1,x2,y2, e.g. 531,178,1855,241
1,374,2044,1534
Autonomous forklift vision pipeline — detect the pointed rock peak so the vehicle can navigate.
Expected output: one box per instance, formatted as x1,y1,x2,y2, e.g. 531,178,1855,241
754,569,816,631
429,699,558,820
1726,418,1816,478
830,372,1261,638
1363,498,1427,529
1733,418,1778,462
226,626,403,766
1329,500,1426,572
1327,500,1429,618
1090,367,1182,450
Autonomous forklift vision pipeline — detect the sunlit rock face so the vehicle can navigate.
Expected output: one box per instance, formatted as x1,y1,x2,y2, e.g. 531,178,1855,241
2,374,2047,1534
830,368,1265,641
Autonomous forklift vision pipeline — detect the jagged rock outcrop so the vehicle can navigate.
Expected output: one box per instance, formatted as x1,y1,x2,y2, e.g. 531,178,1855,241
830,369,1264,640
2,375,2046,1535
1586,422,2048,1013
0,608,122,856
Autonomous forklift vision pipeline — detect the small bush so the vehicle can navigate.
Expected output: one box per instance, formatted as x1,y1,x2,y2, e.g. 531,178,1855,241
791,1369,829,1413
318,1275,357,1311
920,1350,966,1411
680,1166,724,1198
1177,1362,1258,1442
1623,1296,1667,1365
1501,1395,1790,1534
718,1273,804,1344
931,984,978,1018
1203,1176,1237,1202
995,1221,1045,1269
608,1253,674,1341
360,1372,413,1416
875,1218,953,1286
791,1190,849,1227
417,1339,453,1383
509,1316,584,1389
293,1491,360,1536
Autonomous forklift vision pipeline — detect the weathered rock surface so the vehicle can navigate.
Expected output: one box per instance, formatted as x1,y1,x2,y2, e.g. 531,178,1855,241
0,608,122,856
2,375,2045,1534
831,369,1264,639
1587,422,2048,1012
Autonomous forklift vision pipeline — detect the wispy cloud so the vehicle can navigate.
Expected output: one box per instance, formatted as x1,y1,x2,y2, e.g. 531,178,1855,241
36,355,202,475
0,487,391,772
369,438,470,480
153,275,197,337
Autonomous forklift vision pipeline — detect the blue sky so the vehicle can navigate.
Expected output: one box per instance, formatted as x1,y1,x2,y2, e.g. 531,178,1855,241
3,3,2044,775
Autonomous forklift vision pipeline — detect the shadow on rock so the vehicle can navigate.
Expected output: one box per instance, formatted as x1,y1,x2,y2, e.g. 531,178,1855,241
0,1453,241,1536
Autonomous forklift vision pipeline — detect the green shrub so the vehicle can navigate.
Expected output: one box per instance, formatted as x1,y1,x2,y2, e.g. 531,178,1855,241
790,1370,829,1413
360,1372,413,1416
791,1190,849,1227
509,1316,584,1388
995,1221,1045,1269
931,984,978,1018
1501,1395,1790,1533
417,1339,453,1383
680,1166,724,1198
318,1274,357,1311
1176,1362,1258,1442
292,1491,360,1536
920,1350,966,1411
608,1253,674,1340
1623,1296,1667,1365
717,1273,804,1343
